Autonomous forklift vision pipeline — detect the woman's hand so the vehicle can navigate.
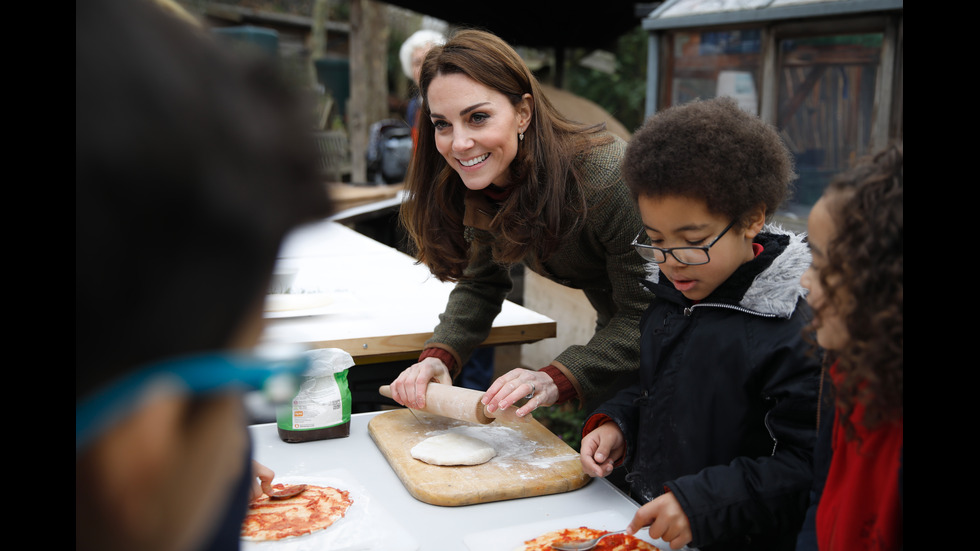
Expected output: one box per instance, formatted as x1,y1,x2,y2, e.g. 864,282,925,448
628,492,693,550
482,368,557,418
579,421,625,477
250,460,275,501
388,357,452,409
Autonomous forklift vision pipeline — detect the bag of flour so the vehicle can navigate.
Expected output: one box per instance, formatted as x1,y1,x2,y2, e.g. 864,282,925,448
276,348,353,442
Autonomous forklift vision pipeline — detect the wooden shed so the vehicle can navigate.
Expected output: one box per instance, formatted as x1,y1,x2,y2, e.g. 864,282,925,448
640,0,903,227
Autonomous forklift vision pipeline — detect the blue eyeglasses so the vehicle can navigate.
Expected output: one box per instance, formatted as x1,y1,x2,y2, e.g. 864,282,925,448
631,220,736,265
76,344,309,454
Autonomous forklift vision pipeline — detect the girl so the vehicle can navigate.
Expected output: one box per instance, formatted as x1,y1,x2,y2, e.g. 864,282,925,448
797,143,904,550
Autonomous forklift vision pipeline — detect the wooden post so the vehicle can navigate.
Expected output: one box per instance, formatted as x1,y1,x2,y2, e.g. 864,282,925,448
348,0,389,183
310,0,328,60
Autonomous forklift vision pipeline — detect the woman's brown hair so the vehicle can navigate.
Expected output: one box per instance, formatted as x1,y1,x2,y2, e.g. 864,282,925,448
399,29,610,281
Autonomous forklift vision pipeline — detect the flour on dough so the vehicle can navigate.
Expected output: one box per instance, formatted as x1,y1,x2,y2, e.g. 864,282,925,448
411,432,496,466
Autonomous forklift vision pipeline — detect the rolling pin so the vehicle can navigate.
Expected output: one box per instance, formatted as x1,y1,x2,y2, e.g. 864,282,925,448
378,383,522,424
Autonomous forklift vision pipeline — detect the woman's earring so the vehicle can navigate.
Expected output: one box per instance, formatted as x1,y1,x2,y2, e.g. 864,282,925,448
519,131,524,141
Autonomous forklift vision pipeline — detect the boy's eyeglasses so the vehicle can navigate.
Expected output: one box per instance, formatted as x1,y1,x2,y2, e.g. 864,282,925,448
631,219,736,265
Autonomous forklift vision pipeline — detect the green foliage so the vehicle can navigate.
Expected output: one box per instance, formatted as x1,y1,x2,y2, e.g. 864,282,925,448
532,402,589,451
566,27,648,134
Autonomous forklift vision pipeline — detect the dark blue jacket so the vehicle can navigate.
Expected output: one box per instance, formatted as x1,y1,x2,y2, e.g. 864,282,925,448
589,228,822,550
794,381,834,551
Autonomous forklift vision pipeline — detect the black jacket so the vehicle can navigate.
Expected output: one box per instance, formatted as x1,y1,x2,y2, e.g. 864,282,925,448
589,228,822,550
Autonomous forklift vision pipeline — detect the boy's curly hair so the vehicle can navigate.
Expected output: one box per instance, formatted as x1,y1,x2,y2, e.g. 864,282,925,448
820,142,903,438
622,97,794,228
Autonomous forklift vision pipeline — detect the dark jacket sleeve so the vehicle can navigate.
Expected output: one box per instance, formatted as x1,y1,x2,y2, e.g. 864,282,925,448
795,394,834,551
425,237,513,371
666,306,821,547
549,139,651,400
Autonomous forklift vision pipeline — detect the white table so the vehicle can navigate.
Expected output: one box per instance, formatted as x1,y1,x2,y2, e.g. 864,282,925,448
261,220,555,365
247,411,656,551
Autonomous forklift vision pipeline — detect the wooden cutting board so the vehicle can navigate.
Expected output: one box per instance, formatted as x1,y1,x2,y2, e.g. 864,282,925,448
368,409,590,506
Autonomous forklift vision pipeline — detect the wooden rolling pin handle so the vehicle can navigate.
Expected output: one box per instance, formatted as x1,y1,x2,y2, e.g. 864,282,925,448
378,384,495,424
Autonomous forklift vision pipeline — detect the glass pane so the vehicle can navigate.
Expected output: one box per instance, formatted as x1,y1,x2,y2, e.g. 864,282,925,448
672,248,710,265
670,29,762,114
777,34,883,215
635,246,666,263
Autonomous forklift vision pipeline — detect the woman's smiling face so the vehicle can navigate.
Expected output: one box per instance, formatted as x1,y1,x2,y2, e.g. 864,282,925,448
426,72,531,190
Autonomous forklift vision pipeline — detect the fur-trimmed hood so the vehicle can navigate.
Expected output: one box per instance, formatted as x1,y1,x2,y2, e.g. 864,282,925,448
642,224,810,318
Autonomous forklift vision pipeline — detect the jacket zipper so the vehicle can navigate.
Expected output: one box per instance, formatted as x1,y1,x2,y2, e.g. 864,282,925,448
683,302,779,318
683,302,781,455
763,401,778,456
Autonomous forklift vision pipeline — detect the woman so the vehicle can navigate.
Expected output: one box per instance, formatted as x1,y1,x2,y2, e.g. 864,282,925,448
388,29,652,417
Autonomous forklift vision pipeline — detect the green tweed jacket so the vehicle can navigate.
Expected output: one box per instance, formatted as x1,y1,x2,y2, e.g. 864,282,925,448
425,135,653,403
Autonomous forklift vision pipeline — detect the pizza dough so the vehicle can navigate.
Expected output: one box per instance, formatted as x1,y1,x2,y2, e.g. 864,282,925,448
241,484,353,541
411,432,496,466
517,527,658,551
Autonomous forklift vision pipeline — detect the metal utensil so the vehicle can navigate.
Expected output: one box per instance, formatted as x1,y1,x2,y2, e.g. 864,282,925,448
550,527,648,550
263,482,308,499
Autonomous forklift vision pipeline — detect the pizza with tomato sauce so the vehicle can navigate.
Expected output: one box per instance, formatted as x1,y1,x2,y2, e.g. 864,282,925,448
519,526,658,551
241,484,353,541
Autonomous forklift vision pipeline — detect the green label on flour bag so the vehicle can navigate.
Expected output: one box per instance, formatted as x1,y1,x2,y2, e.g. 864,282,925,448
277,348,352,442
277,371,351,430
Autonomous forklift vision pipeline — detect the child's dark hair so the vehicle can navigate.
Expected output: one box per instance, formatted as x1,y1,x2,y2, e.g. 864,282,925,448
820,142,903,438
622,97,794,228
76,0,333,400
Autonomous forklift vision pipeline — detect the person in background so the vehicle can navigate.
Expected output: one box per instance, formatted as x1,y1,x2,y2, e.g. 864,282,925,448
387,29,652,417
795,143,903,550
579,97,822,550
76,0,333,549
399,28,446,146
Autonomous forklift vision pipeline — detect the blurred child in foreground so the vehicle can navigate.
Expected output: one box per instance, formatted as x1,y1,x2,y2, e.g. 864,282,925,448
76,0,332,549
580,97,822,550
795,143,903,550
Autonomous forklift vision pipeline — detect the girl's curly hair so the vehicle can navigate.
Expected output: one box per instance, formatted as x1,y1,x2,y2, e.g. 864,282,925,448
818,142,903,439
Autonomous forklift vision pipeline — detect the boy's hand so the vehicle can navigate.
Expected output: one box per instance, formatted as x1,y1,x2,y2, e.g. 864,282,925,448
579,421,625,477
628,492,692,550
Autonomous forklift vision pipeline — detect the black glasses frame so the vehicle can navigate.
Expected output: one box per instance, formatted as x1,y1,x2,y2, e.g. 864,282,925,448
631,219,737,265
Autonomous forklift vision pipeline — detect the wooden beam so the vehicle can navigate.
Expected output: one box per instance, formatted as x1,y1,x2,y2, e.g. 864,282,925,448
310,0,329,60
348,0,389,183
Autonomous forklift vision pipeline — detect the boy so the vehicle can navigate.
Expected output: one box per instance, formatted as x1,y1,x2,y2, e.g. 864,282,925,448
580,98,821,550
